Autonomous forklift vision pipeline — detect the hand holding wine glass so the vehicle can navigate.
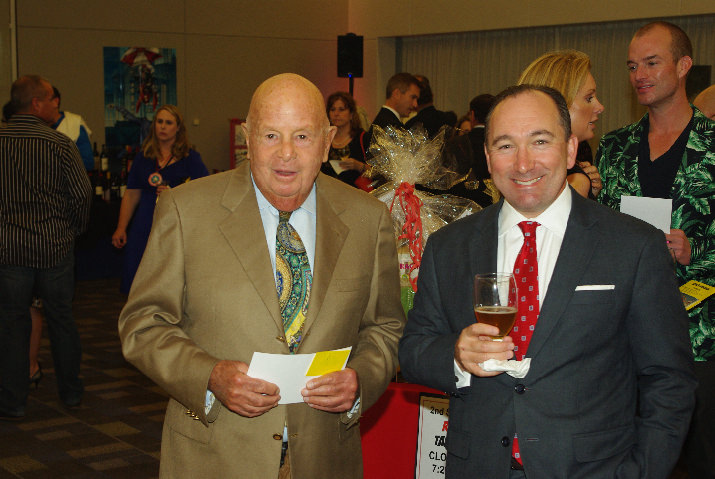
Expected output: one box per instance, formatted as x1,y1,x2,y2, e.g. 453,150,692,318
473,273,518,341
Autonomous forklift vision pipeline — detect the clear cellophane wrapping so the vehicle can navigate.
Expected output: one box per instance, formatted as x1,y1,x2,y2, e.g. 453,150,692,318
367,124,482,311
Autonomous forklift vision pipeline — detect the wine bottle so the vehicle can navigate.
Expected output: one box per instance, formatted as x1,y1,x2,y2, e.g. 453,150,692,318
100,144,108,171
119,170,127,198
110,171,120,201
94,170,104,200
103,172,111,202
92,142,100,171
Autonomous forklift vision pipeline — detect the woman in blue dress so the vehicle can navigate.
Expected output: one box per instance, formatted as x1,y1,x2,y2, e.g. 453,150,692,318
112,105,208,294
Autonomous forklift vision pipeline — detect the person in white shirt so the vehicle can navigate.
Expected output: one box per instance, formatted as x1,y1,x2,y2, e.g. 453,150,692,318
399,84,695,479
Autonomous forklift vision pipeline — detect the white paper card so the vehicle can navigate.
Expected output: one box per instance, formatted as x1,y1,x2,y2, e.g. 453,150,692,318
246,347,351,404
329,159,346,175
619,196,672,233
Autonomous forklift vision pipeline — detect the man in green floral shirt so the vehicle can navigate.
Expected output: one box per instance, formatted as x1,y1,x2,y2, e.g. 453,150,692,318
596,21,714,478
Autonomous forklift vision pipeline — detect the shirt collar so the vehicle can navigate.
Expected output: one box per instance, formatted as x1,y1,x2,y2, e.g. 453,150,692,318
251,173,317,217
381,105,402,122
499,184,572,237
8,114,46,126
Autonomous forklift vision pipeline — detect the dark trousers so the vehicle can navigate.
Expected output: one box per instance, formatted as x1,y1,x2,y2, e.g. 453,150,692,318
0,251,83,413
684,360,715,479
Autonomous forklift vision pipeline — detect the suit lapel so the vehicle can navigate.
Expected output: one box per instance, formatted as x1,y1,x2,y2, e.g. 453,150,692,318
469,202,501,278
525,191,600,361
218,163,284,333
301,175,349,338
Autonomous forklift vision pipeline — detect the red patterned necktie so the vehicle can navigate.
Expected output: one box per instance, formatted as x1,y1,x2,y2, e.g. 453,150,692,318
511,220,540,465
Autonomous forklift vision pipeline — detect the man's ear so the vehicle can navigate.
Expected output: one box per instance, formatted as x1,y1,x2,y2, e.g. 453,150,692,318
30,97,42,115
240,122,251,160
566,134,578,169
484,144,492,174
677,55,693,80
323,126,337,163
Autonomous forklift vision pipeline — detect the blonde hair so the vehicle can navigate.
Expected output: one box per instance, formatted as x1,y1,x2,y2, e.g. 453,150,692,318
517,50,592,107
142,105,191,160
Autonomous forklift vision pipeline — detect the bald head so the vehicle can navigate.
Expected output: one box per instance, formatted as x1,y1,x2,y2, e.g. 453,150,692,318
694,85,715,120
246,73,329,132
242,73,336,212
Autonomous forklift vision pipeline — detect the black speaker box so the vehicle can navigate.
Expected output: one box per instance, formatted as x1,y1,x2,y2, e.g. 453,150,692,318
338,34,363,78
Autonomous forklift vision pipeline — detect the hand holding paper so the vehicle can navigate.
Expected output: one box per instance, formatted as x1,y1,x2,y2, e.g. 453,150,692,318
302,368,359,412
665,228,691,265
208,359,280,417
247,347,352,405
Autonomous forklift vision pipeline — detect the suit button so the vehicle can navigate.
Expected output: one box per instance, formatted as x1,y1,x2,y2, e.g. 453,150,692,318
501,436,510,447
272,434,282,440
514,384,526,394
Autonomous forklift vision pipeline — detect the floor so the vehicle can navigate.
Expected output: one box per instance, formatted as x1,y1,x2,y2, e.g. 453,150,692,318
0,277,695,478
0,278,163,479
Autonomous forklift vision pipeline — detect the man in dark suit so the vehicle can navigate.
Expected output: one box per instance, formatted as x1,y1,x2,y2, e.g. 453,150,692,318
405,75,455,138
119,73,405,478
399,84,695,478
443,93,495,207
368,72,420,134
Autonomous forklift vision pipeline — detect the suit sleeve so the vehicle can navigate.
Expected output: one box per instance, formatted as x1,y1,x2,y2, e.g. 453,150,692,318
343,205,406,425
118,191,220,423
618,228,697,479
398,236,463,394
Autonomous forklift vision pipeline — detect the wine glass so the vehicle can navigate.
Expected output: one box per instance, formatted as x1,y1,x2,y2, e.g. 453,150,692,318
473,273,518,341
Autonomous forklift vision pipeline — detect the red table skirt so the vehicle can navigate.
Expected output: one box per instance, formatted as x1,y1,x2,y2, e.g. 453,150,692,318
360,382,447,478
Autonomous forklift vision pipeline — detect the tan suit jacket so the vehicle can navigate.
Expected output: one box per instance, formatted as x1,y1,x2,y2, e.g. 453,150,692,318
119,162,405,478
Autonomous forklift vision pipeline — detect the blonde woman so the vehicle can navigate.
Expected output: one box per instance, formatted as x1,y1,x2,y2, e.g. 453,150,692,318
518,50,605,198
112,105,208,293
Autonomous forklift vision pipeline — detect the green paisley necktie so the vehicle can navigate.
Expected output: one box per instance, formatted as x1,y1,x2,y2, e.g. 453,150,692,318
275,211,312,353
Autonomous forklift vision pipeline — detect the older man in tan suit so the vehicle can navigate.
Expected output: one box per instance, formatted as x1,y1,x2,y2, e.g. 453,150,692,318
119,73,405,478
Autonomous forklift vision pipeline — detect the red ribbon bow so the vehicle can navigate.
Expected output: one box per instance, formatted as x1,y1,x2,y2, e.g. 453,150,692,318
390,182,423,292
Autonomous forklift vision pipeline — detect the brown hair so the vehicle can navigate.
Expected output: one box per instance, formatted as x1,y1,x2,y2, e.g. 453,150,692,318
141,105,191,160
326,91,362,136
10,75,51,113
634,21,693,62
385,72,420,99
486,84,572,142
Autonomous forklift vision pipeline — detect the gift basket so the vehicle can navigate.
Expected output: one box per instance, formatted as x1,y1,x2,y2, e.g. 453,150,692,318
367,124,482,313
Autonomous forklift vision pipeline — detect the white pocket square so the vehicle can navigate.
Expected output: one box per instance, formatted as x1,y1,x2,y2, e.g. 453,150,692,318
575,285,615,291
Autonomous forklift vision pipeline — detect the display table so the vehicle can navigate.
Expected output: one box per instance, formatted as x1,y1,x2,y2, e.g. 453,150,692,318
360,382,447,478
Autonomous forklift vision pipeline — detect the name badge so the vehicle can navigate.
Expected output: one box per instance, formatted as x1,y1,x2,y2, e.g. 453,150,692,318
148,172,163,187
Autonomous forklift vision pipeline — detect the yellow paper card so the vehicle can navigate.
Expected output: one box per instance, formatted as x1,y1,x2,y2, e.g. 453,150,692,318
680,279,715,311
306,349,351,376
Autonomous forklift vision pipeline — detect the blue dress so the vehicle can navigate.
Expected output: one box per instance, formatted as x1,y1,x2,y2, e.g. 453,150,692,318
120,149,208,293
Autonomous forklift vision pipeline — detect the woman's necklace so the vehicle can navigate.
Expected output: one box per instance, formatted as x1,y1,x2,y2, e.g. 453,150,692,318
332,132,352,149
149,151,174,187
157,152,174,170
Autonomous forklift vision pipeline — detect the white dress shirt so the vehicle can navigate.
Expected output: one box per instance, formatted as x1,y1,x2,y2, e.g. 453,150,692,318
254,176,317,276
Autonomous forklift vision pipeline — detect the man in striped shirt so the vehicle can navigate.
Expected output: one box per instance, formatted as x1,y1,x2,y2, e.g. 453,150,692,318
0,75,92,420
